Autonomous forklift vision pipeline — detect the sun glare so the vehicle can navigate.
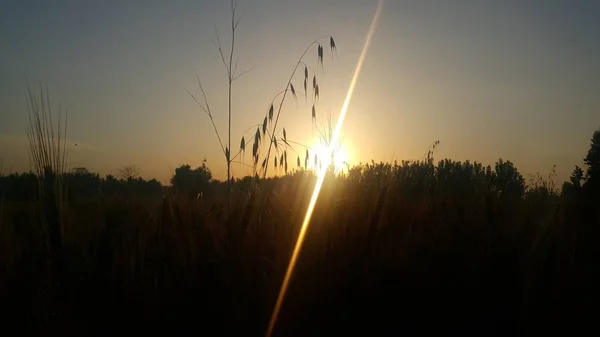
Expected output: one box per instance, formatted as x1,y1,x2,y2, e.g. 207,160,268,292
311,140,350,174
266,2,383,336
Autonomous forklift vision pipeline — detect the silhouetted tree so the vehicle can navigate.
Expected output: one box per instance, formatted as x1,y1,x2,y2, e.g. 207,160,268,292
0,168,164,201
0,172,38,202
494,158,525,201
583,128,600,191
65,167,101,200
562,166,585,200
117,165,141,181
170,161,213,197
571,165,585,188
124,176,163,196
100,174,124,196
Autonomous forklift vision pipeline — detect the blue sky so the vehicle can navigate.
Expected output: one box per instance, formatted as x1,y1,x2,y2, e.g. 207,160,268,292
2,0,599,183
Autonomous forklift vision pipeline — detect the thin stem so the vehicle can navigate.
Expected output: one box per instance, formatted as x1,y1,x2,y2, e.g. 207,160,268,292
232,66,255,81
227,0,237,197
281,139,315,153
187,77,226,155
231,160,254,169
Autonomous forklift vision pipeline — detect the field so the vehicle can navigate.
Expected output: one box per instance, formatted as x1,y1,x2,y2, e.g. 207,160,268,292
2,156,599,336
3,1,600,336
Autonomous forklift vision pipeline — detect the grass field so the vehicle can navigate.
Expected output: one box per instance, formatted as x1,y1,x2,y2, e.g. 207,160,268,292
2,158,599,336
3,2,600,336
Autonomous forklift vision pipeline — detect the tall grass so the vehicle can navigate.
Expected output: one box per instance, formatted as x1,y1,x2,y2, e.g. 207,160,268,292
23,82,69,332
26,83,68,183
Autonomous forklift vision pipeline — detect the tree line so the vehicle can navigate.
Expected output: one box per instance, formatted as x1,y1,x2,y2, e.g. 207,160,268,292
1,128,598,203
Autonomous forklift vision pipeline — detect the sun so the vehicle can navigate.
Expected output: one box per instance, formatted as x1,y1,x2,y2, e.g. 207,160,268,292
311,139,350,174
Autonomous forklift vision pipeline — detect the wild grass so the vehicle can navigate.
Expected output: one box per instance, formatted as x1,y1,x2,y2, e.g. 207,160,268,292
189,0,338,196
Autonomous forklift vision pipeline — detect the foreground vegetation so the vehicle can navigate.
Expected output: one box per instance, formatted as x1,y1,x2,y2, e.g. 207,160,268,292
1,129,599,336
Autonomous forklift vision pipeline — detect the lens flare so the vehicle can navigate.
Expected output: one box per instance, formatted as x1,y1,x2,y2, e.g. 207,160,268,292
311,140,349,174
265,2,384,336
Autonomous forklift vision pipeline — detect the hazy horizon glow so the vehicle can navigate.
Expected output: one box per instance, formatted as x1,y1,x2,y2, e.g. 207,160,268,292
2,0,600,184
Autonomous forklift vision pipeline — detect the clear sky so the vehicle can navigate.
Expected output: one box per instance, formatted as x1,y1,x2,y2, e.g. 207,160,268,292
2,0,599,184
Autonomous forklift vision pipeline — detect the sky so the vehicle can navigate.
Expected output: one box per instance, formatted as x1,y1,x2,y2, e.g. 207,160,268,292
1,0,599,184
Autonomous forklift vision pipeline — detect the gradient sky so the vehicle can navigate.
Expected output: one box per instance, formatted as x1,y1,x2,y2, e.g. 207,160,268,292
2,0,599,184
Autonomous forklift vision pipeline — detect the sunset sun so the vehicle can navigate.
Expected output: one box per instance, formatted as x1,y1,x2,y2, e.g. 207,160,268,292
311,140,350,174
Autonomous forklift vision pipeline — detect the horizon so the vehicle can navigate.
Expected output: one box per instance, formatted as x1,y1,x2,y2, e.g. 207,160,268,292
2,0,600,185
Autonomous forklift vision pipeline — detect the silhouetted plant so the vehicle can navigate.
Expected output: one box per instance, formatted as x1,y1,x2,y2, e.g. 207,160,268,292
26,83,68,195
526,165,558,199
25,82,68,314
188,0,252,194
187,3,339,182
247,35,338,179
423,140,441,164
